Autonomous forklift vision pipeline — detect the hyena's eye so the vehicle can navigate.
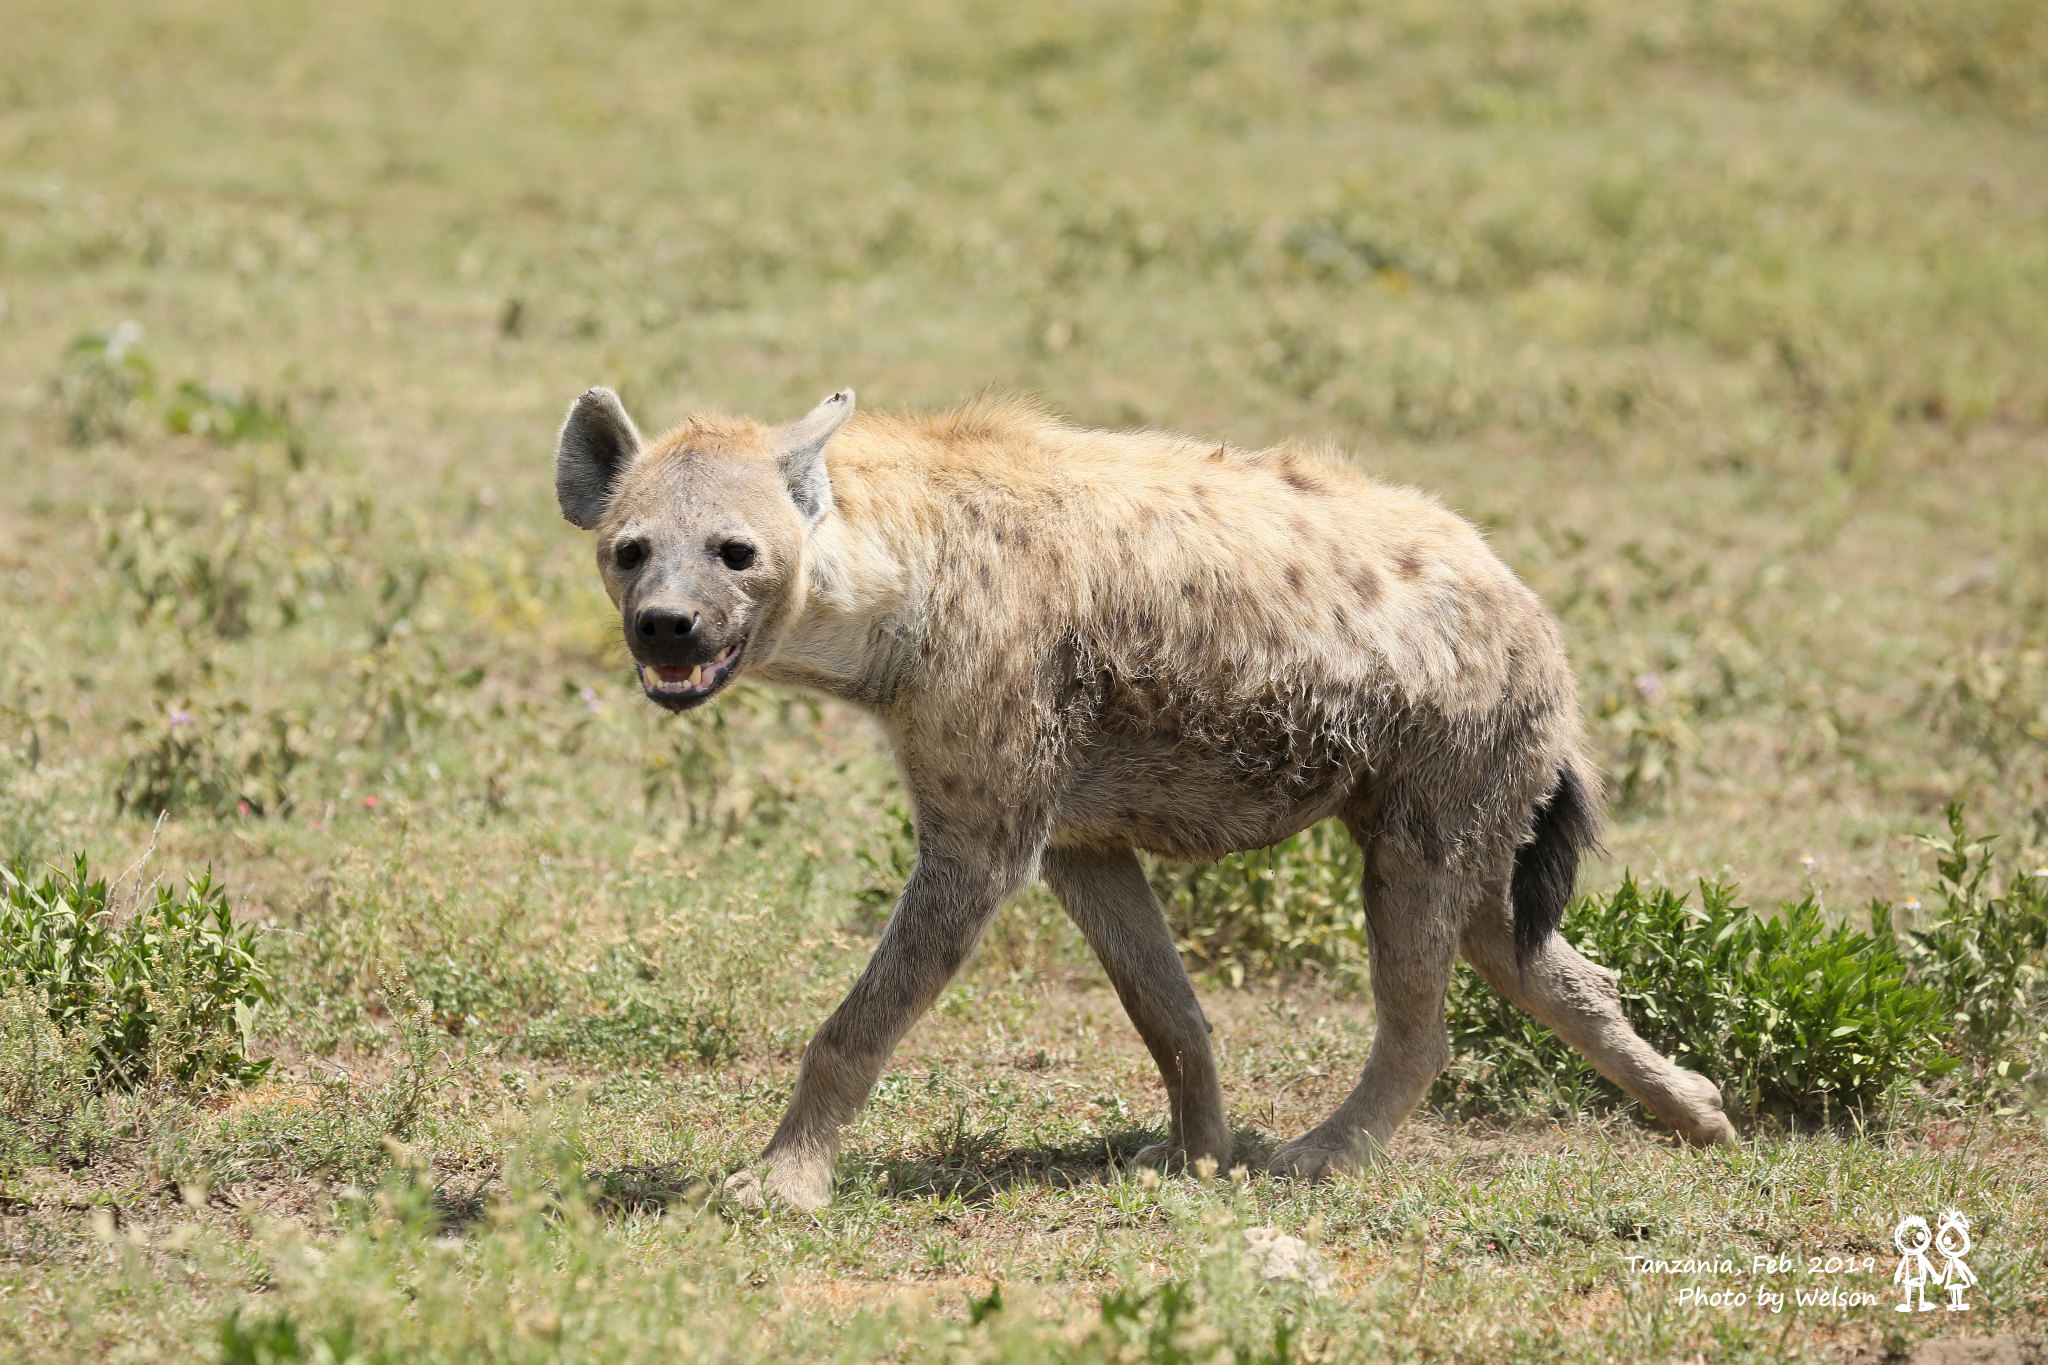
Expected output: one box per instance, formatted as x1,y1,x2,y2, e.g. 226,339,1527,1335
719,541,757,570
614,540,646,571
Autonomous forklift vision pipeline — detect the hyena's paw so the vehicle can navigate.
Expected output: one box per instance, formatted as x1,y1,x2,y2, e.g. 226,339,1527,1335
1267,1130,1376,1182
1672,1071,1738,1148
721,1156,835,1211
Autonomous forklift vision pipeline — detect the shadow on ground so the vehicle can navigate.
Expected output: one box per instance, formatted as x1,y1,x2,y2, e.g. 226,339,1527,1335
569,1126,1286,1214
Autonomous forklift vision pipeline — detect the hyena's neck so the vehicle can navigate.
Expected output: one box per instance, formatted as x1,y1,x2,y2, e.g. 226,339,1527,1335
753,500,927,709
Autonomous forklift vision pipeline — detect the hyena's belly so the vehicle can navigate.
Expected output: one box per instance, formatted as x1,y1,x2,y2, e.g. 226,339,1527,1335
1049,732,1360,862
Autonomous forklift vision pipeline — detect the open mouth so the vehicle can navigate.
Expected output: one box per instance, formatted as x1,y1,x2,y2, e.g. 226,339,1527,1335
638,637,747,710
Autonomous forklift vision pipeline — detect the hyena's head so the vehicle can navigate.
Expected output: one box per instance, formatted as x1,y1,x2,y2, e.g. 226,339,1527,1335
554,387,852,712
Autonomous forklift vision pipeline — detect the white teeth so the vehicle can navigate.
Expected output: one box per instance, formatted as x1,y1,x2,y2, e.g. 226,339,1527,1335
642,641,745,698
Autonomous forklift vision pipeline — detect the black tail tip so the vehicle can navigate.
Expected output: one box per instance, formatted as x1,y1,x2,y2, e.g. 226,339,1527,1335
1511,766,1602,965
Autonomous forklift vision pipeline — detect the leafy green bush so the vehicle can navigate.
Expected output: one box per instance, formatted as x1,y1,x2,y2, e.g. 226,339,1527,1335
1151,820,1369,992
115,699,309,819
1903,805,2048,1095
1930,647,2048,777
347,637,483,755
1436,877,1955,1125
101,504,269,642
1927,647,2048,846
53,322,154,445
100,490,360,643
162,379,304,461
1595,693,1704,813
53,326,312,461
0,855,271,1091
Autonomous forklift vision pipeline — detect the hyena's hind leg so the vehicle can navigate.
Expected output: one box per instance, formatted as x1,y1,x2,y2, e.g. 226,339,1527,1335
1268,834,1463,1180
1041,846,1232,1173
1458,877,1737,1147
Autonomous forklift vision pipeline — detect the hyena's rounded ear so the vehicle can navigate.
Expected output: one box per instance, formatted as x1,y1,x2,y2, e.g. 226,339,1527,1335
773,389,853,527
555,387,643,530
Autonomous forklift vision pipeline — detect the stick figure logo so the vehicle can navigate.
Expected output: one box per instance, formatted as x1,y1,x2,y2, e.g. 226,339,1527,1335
1935,1211,1976,1312
1894,1211,1977,1313
1893,1215,1937,1313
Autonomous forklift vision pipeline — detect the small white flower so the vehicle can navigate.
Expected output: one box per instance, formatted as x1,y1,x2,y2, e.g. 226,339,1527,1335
1799,855,1815,869
1903,898,1922,913
1243,1227,1333,1293
1634,673,1663,700
105,319,143,363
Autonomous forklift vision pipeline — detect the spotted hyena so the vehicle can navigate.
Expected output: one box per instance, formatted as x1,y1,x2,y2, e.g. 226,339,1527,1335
554,386,1736,1208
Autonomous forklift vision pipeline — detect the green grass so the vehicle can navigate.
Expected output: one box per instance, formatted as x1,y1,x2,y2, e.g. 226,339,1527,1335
4,0,2048,1360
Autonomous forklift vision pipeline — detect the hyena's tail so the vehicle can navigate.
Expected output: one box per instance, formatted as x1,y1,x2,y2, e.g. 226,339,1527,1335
1510,765,1603,966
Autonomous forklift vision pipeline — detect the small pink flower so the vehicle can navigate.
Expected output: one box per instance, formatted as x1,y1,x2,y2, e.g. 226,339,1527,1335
1633,674,1662,701
168,709,195,729
363,794,379,808
237,801,251,817
581,686,603,714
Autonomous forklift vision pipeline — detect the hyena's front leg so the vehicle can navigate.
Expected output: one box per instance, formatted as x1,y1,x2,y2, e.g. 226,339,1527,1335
1041,845,1230,1173
726,843,1035,1210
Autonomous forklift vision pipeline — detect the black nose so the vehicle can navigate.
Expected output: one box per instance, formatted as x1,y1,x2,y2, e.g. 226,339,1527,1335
635,606,701,641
